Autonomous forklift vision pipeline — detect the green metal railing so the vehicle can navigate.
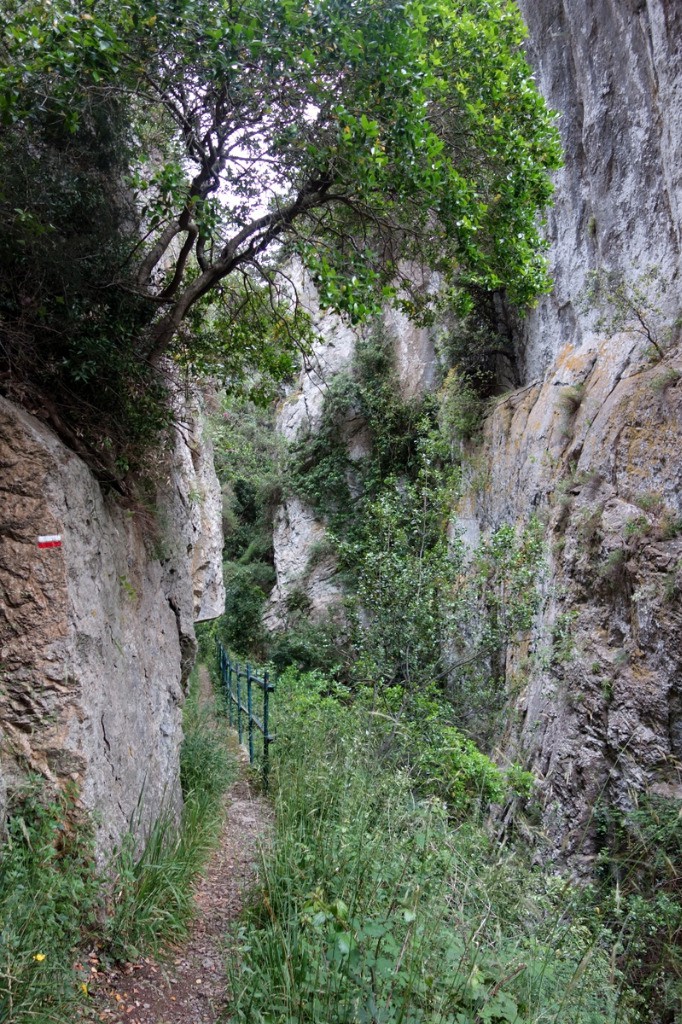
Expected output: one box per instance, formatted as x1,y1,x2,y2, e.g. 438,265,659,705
217,641,275,790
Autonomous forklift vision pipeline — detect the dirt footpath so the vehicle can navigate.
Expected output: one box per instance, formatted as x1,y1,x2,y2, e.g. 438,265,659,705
87,667,271,1024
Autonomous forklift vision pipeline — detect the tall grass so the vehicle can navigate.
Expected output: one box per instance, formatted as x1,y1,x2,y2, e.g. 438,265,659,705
0,782,99,1023
0,665,235,1021
105,667,236,957
228,669,638,1024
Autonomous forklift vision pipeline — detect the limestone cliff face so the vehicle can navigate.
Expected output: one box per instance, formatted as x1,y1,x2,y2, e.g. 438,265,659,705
264,497,344,632
516,0,682,378
464,336,682,860
462,0,682,857
267,278,436,626
0,395,224,855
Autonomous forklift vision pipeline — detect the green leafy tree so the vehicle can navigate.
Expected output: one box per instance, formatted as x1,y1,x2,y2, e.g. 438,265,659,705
340,435,460,696
1,0,561,374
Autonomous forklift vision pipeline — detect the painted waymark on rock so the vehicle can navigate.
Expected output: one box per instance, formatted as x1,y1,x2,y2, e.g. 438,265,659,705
37,534,62,549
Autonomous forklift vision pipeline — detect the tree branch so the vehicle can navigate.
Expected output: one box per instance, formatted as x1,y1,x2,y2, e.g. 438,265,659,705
145,174,334,363
160,223,199,299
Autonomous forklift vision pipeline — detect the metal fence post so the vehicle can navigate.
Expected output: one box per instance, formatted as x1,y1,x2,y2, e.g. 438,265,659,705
263,670,270,793
247,664,255,763
217,643,274,789
227,657,231,723
220,644,227,718
227,656,233,726
236,663,243,744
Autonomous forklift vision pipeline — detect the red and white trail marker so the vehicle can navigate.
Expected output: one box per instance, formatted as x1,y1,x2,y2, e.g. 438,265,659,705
37,534,62,549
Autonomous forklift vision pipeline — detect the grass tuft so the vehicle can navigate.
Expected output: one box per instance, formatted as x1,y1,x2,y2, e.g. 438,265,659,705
227,669,638,1023
104,668,236,959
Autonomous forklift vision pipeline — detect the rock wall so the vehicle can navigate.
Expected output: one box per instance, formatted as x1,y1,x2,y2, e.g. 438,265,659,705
263,496,343,632
264,0,682,859
0,394,224,856
463,335,682,860
461,0,682,857
516,0,682,378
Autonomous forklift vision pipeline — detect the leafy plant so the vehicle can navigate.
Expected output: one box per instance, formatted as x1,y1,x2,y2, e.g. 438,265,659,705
445,518,545,742
118,574,138,601
631,491,665,514
0,0,560,468
288,328,430,531
662,561,682,603
228,668,637,1024
340,442,460,700
268,618,345,676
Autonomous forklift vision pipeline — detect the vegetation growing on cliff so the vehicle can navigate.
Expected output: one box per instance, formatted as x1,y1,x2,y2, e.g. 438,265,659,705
0,0,559,477
281,329,545,745
208,324,681,1022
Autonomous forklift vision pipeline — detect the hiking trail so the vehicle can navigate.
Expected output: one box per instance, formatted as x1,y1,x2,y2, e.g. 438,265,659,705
86,666,271,1024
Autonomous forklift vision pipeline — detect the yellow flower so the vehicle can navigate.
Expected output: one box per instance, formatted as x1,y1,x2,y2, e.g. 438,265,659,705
33,954,46,962
80,982,88,995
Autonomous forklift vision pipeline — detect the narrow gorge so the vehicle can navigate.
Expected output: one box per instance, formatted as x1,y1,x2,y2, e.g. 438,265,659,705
0,0,680,1021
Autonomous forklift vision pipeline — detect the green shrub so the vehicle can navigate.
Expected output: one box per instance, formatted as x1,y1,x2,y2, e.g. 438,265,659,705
439,366,488,445
221,562,275,655
268,619,345,676
287,329,430,536
0,782,100,1022
228,669,636,1024
104,668,235,959
624,515,651,540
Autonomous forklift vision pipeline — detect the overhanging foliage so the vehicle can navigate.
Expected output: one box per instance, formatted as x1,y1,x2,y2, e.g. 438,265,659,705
0,0,561,471
2,0,560,341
